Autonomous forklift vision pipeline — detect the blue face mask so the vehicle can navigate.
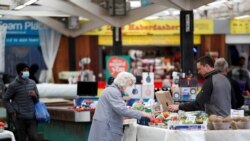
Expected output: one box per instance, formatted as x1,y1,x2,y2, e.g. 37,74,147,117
22,71,30,79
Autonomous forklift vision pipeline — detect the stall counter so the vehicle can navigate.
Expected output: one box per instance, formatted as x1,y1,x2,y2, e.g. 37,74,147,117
122,124,250,141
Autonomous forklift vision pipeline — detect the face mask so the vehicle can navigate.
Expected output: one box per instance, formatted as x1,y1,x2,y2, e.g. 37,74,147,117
124,86,133,96
22,71,30,79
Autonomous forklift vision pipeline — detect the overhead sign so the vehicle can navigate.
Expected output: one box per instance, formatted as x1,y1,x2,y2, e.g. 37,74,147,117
0,20,40,35
85,19,214,35
99,35,201,46
230,19,250,34
0,20,40,46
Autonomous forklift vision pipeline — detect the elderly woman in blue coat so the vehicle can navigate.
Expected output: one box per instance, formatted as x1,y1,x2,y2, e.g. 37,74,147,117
88,71,152,141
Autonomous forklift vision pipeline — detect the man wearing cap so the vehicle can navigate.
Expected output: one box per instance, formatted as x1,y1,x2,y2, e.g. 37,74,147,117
3,63,39,141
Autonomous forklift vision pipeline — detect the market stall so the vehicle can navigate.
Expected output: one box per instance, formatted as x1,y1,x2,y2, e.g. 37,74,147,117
123,124,250,141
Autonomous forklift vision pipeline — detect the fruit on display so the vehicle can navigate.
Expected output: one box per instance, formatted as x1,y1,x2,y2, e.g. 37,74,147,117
163,112,169,118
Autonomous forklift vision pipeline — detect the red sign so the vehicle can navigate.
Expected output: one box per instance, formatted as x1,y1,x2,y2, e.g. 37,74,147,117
107,56,129,77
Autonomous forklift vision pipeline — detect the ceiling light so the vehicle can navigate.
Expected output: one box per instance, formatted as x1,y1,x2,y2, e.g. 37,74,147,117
172,10,180,15
130,1,141,8
24,0,38,5
145,16,159,20
234,15,250,19
14,0,38,10
14,4,26,10
208,0,227,6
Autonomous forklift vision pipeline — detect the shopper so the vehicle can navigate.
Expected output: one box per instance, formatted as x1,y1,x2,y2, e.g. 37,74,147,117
168,56,232,117
3,63,39,141
228,56,250,94
214,57,244,109
29,64,39,83
88,71,152,141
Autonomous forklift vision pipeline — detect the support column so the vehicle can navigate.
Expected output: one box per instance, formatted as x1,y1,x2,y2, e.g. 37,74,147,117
68,37,76,71
112,27,122,55
180,10,194,75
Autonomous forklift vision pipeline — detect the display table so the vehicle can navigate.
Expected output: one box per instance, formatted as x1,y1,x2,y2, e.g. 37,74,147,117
0,130,15,141
123,124,250,141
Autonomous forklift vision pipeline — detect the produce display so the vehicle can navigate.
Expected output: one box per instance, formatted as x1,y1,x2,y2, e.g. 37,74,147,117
132,100,209,130
208,115,250,130
68,99,95,112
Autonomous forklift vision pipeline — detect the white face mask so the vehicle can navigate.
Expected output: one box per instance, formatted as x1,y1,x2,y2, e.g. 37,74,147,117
124,86,133,96
22,71,30,79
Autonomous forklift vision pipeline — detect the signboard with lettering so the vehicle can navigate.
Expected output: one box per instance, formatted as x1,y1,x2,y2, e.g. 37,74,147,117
105,55,130,81
0,20,40,46
230,19,250,34
85,19,214,35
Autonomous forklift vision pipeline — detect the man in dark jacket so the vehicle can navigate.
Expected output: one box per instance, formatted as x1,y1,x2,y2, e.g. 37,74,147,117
168,56,232,117
3,63,39,141
214,58,244,109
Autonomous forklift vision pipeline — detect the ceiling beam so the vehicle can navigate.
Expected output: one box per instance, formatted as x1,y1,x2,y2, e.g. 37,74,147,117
0,9,69,17
70,22,105,37
37,0,104,23
151,0,182,9
152,0,215,10
31,16,71,36
120,4,168,27
70,0,120,27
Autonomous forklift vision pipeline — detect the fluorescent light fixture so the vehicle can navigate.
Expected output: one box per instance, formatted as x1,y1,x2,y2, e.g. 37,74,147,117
145,16,159,20
14,4,26,10
24,0,38,5
198,5,208,10
208,0,227,6
163,11,170,15
234,15,250,19
172,10,180,15
130,1,141,8
14,0,38,10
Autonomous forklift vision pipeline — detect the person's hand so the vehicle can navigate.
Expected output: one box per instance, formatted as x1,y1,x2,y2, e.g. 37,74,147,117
141,111,152,119
28,90,37,97
168,104,179,112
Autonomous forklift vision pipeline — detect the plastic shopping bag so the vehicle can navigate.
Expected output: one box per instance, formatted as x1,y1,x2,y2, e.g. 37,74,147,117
34,101,50,123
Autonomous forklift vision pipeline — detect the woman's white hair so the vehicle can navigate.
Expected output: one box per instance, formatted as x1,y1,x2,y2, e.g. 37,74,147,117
214,57,228,72
113,71,136,88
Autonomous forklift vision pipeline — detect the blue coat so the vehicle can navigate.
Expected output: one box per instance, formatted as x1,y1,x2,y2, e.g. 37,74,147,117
88,84,142,141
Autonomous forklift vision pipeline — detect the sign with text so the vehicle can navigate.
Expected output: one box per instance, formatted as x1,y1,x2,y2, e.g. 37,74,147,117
105,55,130,81
99,35,201,46
230,19,250,34
0,20,40,35
85,19,214,35
0,20,40,46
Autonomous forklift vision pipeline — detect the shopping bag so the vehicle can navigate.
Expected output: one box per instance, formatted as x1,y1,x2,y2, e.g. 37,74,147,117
34,101,50,123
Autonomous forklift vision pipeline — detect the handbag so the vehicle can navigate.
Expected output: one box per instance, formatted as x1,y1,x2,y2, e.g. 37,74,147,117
34,101,50,123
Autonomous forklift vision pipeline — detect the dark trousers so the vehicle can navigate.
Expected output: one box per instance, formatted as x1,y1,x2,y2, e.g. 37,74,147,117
16,118,37,141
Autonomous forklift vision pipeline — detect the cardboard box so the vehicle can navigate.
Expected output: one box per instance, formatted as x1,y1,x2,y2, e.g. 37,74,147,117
155,91,174,112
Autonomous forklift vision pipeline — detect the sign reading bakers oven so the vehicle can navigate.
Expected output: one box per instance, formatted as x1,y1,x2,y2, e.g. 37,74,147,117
105,55,130,82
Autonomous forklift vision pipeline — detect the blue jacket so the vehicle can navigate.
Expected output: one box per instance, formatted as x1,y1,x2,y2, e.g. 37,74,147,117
3,77,39,119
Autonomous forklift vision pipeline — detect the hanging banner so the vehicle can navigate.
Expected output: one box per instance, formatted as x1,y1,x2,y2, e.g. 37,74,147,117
105,55,130,81
85,19,214,35
230,19,250,34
